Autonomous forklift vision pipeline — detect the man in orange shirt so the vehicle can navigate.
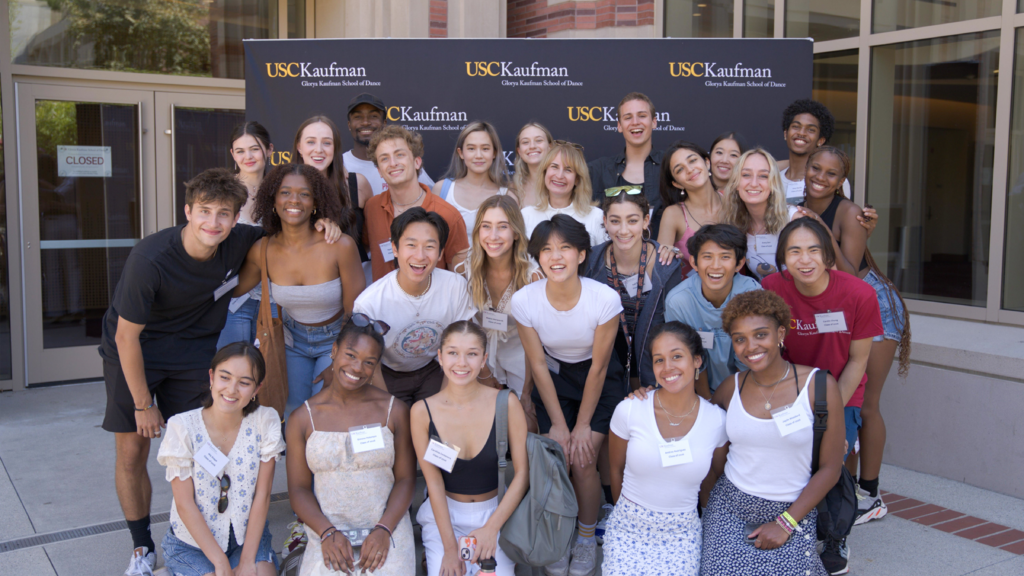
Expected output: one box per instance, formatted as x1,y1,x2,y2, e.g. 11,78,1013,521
363,125,469,281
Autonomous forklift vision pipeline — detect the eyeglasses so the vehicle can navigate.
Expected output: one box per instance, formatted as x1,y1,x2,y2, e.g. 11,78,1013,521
218,475,231,513
604,185,643,197
351,313,390,336
553,140,584,152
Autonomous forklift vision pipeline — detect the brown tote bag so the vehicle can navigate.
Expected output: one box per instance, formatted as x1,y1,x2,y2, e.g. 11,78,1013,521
255,237,289,418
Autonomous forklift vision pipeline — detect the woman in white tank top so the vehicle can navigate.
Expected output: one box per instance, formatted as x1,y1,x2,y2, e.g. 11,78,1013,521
434,121,513,247
699,290,846,576
235,164,365,417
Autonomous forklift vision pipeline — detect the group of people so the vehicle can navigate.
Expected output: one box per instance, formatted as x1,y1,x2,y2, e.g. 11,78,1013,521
100,90,911,576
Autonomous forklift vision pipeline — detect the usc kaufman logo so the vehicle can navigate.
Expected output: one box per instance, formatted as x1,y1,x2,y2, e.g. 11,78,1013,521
386,105,468,131
670,61,787,88
467,61,582,87
266,62,366,78
567,106,683,132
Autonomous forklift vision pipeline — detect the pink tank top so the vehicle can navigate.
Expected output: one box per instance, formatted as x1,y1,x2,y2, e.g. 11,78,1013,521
675,203,698,277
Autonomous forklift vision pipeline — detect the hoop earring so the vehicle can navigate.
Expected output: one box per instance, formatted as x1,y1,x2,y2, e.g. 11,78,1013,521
642,229,651,242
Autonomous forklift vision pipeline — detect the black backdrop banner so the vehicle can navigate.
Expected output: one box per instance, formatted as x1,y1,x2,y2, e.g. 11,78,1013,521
244,38,812,180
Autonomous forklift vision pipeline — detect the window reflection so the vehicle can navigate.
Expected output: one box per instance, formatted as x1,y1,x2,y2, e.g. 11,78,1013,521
1002,29,1024,312
867,32,999,307
744,0,775,38
10,0,274,79
874,0,1001,34
813,50,858,188
665,0,734,38
786,0,859,42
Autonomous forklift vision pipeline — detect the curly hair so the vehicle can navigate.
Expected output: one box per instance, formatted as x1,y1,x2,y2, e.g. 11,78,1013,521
721,290,792,335
781,99,835,144
368,125,425,174
251,163,352,236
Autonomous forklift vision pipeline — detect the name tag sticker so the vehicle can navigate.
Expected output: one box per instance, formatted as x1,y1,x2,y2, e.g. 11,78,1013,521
771,404,812,437
544,354,560,375
481,311,508,332
214,275,239,301
424,438,460,472
786,180,805,199
379,240,395,263
622,274,639,298
815,311,847,334
349,424,386,453
658,437,694,467
754,234,778,254
283,328,294,348
698,331,714,350
194,442,229,477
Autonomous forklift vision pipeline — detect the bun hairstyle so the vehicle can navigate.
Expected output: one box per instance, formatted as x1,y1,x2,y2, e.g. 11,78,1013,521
647,321,705,362
440,320,488,350
204,342,266,416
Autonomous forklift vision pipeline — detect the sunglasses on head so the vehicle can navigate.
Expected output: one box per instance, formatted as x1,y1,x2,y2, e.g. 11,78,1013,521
553,140,584,152
605,185,643,197
351,313,390,336
218,475,230,514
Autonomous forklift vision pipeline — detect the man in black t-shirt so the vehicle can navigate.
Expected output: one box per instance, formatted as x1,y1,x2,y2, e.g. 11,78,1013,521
99,168,342,573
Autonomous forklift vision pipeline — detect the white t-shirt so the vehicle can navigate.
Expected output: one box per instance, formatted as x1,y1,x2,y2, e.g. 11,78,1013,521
780,166,851,204
745,204,799,281
343,150,435,196
610,394,727,513
510,277,622,364
521,204,609,247
353,269,476,372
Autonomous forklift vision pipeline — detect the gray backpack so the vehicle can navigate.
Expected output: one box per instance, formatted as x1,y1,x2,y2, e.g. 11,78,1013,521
493,389,578,567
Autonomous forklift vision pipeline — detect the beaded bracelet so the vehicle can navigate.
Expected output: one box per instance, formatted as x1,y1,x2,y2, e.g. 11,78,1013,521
321,526,338,541
781,511,802,532
134,399,155,412
775,516,794,535
373,523,396,548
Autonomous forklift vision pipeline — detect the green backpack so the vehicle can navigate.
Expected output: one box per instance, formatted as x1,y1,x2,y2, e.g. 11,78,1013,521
493,389,578,567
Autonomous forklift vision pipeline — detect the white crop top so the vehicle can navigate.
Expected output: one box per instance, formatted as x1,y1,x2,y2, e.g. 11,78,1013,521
723,369,816,502
269,279,343,324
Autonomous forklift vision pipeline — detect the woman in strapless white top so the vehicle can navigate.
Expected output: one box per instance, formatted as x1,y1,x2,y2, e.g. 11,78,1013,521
287,317,416,576
433,121,514,248
236,163,365,417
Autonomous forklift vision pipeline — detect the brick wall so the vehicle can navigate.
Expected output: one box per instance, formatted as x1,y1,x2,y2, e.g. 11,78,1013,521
507,0,655,38
430,0,448,37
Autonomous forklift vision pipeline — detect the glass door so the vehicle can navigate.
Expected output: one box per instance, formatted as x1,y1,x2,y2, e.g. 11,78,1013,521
17,83,156,384
154,92,245,230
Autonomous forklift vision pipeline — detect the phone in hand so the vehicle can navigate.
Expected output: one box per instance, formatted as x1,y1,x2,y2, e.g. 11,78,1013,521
459,536,477,561
743,522,761,545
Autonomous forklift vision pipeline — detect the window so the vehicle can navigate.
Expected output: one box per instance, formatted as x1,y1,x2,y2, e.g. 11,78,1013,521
9,0,276,79
867,31,999,307
813,50,858,187
874,0,1001,34
786,0,859,42
0,86,11,379
1002,28,1024,312
665,0,734,38
744,0,775,38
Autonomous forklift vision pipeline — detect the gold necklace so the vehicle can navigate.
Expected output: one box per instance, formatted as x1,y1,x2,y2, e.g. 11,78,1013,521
752,363,791,411
656,391,699,427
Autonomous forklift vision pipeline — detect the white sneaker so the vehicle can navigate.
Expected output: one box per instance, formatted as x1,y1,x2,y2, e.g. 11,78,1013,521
125,547,156,576
543,548,571,576
282,520,307,554
595,503,614,545
568,538,597,576
854,486,888,525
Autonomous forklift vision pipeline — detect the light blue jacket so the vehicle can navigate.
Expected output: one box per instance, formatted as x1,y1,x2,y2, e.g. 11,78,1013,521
664,273,761,392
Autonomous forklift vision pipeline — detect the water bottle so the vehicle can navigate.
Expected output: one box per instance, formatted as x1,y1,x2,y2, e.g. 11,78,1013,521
479,558,497,573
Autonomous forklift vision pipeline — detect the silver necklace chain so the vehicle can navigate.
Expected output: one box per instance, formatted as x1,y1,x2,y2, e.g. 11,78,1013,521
656,391,699,427
752,363,791,411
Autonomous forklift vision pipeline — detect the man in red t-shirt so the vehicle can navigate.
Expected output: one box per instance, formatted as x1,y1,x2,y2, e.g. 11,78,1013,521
762,220,881,461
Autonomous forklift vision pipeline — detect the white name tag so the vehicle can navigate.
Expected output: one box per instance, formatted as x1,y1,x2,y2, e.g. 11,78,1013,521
283,328,294,348
815,311,848,334
349,424,386,453
194,442,230,477
544,354,560,375
214,275,239,301
786,179,805,199
658,437,694,467
379,240,395,263
424,438,460,472
227,294,249,313
622,274,639,298
754,234,778,254
698,330,714,350
771,404,812,437
481,311,508,332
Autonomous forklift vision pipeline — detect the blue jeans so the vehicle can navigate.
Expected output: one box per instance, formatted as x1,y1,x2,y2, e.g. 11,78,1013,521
217,297,277,350
162,523,277,576
283,312,344,418
844,406,862,459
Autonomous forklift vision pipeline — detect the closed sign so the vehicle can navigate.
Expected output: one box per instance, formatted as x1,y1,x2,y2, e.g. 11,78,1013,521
57,146,112,178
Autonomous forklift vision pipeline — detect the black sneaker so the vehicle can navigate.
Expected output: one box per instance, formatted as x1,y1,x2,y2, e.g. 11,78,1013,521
820,537,850,575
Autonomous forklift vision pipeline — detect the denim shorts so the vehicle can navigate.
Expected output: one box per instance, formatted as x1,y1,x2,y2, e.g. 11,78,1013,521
863,269,906,342
844,406,862,460
162,522,278,576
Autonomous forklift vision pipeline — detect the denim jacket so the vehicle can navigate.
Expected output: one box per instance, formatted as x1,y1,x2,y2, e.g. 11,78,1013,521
585,240,682,387
588,148,665,238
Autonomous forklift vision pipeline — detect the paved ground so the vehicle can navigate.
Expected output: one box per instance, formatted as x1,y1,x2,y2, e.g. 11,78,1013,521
2,381,1023,575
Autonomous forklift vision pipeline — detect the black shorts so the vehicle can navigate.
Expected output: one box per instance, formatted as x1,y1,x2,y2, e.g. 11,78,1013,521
102,360,209,433
381,359,444,407
531,351,626,435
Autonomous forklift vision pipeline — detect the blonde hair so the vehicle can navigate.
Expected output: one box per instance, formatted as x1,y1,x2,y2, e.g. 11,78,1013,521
467,195,534,310
535,142,595,217
444,121,510,188
721,148,789,235
512,122,553,201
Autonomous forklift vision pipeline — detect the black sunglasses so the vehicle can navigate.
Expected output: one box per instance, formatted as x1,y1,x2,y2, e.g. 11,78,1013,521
351,313,390,336
218,475,230,513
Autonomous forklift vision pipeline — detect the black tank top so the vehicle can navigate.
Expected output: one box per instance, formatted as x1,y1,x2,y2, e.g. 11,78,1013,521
804,195,868,272
424,401,499,495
